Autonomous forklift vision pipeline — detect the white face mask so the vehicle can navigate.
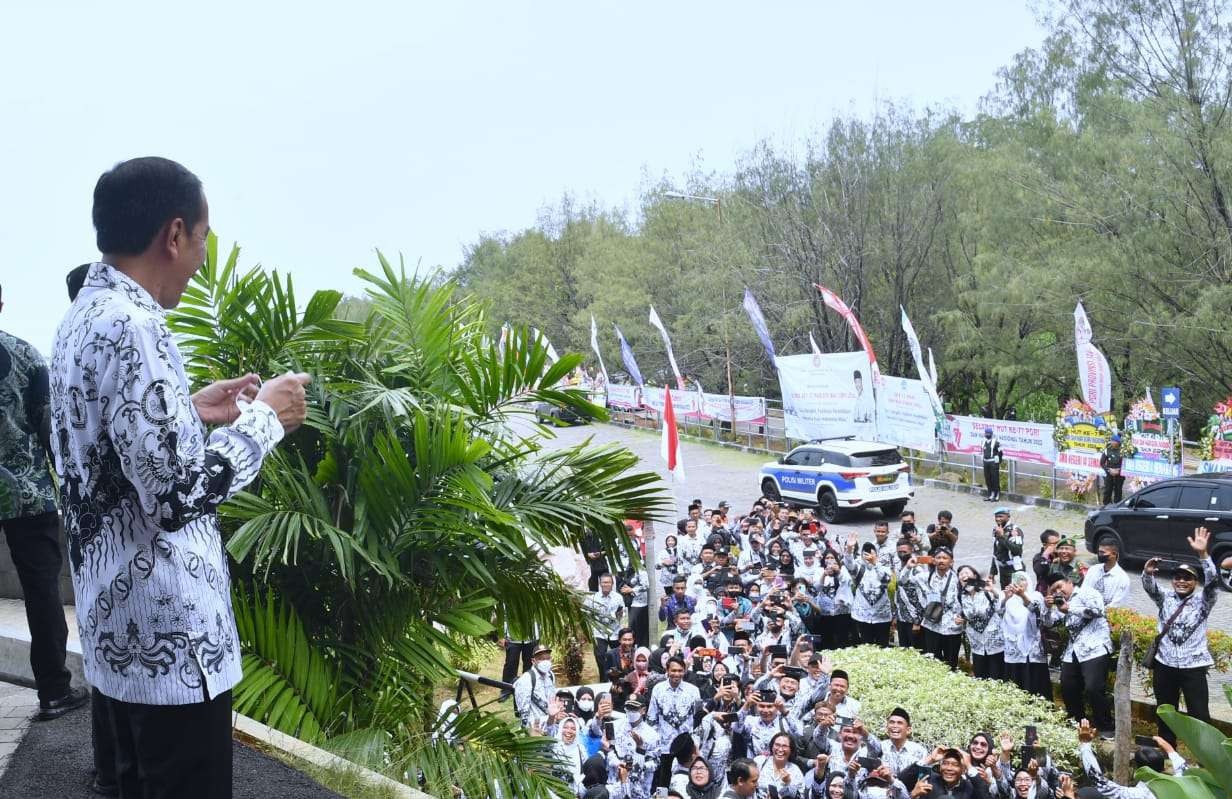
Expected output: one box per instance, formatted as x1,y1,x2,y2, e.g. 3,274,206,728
577,699,594,712
534,659,552,675
628,711,642,725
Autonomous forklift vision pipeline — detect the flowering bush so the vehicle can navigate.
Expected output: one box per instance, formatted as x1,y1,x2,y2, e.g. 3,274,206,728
1106,607,1232,690
1066,472,1096,502
833,645,1077,769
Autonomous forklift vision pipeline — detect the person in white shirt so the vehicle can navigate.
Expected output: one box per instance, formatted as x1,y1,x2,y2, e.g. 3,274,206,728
1076,719,1186,799
514,645,559,729
588,572,627,675
1085,539,1131,608
49,158,309,797
820,669,861,720
877,707,928,777
1043,570,1113,733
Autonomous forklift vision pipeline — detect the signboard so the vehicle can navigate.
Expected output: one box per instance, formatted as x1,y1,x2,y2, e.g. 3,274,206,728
776,352,872,442
1161,387,1181,419
1054,399,1118,475
942,415,1057,465
875,377,937,452
605,384,642,410
1199,395,1232,473
698,392,768,424
642,386,699,417
1122,392,1181,482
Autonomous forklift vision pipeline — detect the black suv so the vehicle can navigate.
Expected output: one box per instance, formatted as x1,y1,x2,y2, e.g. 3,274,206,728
1084,473,1232,565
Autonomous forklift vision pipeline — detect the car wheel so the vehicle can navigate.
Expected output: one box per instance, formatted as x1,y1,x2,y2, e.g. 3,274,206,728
1212,545,1231,574
761,478,781,502
817,489,842,523
882,500,908,518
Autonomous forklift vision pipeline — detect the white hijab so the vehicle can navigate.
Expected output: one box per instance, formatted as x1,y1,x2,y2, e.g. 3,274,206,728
1002,586,1042,655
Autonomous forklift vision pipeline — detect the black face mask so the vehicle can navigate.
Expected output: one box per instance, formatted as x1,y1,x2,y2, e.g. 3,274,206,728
1096,553,1110,564
899,553,911,563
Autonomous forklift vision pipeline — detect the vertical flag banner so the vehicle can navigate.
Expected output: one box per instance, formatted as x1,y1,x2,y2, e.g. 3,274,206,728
531,328,560,364
809,331,824,358
742,288,778,363
660,385,685,481
648,306,686,390
1073,301,1112,413
614,325,644,386
927,347,939,391
815,284,882,386
589,315,609,386
900,306,944,416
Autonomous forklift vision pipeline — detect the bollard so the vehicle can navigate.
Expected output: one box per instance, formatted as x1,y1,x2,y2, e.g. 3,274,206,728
1113,630,1134,783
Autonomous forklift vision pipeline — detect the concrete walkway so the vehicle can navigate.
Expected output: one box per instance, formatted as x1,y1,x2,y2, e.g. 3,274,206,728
0,681,38,780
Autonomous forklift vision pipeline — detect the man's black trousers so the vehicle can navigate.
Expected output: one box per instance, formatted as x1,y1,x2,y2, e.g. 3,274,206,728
1152,661,1210,745
983,461,1000,496
104,688,233,799
501,640,537,687
1060,653,1112,730
0,511,70,702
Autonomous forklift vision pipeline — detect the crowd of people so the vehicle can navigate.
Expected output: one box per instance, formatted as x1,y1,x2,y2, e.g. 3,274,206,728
509,497,1232,799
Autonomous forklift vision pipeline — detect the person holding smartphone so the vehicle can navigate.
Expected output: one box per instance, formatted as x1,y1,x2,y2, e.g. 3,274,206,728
1042,569,1113,735
754,733,805,798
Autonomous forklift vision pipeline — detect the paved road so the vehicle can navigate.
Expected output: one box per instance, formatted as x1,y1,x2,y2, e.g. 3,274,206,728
532,420,1232,691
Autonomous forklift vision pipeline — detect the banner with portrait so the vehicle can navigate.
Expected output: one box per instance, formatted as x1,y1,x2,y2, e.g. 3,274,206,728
605,383,642,410
776,352,873,442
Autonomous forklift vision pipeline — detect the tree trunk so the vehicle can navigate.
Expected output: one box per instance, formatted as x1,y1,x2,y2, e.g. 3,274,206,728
1113,629,1134,783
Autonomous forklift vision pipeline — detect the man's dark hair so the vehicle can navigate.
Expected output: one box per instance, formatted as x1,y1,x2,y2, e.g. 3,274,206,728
938,510,953,521
874,520,889,530
728,757,758,786
666,656,687,670
672,575,687,586
93,157,204,255
1041,529,1061,545
674,607,692,620
617,626,634,640
1098,539,1120,554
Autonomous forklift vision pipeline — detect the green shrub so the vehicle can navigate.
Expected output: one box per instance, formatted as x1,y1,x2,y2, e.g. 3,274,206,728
1107,607,1232,690
833,645,1077,769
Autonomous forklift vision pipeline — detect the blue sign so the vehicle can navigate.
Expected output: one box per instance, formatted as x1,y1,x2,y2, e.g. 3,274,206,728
1161,387,1181,418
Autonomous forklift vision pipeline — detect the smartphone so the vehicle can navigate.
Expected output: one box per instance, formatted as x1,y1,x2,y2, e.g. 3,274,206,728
782,665,808,680
1024,725,1038,746
837,716,855,729
717,712,738,723
805,634,825,649
917,555,934,566
1135,735,1159,747
1020,745,1036,764
654,790,670,799
1156,559,1182,573
604,720,616,741
858,756,882,771
768,788,781,799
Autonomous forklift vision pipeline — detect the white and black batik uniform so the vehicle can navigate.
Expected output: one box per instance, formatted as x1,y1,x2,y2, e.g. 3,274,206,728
1044,584,1113,728
609,715,660,799
736,710,803,758
844,554,893,625
1143,557,1221,736
1086,562,1131,608
959,587,1005,679
877,740,928,777
49,264,284,705
647,678,701,747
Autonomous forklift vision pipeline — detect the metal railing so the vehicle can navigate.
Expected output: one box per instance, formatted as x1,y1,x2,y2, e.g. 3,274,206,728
605,400,1201,506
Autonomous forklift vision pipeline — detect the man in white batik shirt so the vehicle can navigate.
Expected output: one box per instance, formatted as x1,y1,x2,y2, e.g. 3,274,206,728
50,158,308,799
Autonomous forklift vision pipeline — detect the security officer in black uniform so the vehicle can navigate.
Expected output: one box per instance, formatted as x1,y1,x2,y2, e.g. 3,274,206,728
1099,434,1125,506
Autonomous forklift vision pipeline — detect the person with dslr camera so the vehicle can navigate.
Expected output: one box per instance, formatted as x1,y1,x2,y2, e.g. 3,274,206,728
989,509,1024,589
925,511,959,551
1042,569,1113,735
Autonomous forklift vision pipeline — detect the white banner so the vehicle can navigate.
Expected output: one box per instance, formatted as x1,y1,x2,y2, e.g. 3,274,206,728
776,352,873,441
942,415,1057,465
642,385,699,416
900,306,944,416
875,377,938,452
1074,303,1111,413
606,384,642,409
699,393,768,424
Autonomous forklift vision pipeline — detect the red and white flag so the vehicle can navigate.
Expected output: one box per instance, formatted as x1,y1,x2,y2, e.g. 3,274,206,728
660,385,685,481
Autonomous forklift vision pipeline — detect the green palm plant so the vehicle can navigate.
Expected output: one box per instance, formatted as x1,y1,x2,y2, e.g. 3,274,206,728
167,236,666,798
1134,684,1232,799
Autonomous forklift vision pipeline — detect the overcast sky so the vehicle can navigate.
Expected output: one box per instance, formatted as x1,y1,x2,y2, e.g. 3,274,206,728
0,1,1044,354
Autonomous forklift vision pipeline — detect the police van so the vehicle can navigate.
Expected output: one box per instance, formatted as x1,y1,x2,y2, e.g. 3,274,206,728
758,438,913,522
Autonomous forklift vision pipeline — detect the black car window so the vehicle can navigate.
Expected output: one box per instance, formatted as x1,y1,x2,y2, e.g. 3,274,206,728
1216,485,1232,511
796,451,819,467
850,449,903,467
1133,485,1180,509
822,451,851,467
783,451,803,466
1176,486,1215,511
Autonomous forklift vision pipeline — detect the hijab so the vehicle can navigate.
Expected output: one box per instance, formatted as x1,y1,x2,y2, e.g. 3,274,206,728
581,753,609,788
685,756,723,799
574,686,597,723
554,717,587,776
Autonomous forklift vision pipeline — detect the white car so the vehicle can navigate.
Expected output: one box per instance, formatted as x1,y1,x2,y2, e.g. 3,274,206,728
758,438,913,522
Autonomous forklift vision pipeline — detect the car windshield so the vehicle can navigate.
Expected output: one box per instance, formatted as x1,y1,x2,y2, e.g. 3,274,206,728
848,450,902,467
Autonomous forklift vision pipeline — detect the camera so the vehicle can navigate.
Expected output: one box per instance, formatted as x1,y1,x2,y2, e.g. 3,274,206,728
1050,592,1066,606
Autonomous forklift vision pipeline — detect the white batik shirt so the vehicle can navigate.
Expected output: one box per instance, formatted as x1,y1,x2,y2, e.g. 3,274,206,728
845,553,893,624
912,568,963,636
1086,563,1131,608
587,588,626,642
1044,584,1112,663
959,589,1005,655
49,264,283,705
1142,557,1220,669
647,678,701,744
